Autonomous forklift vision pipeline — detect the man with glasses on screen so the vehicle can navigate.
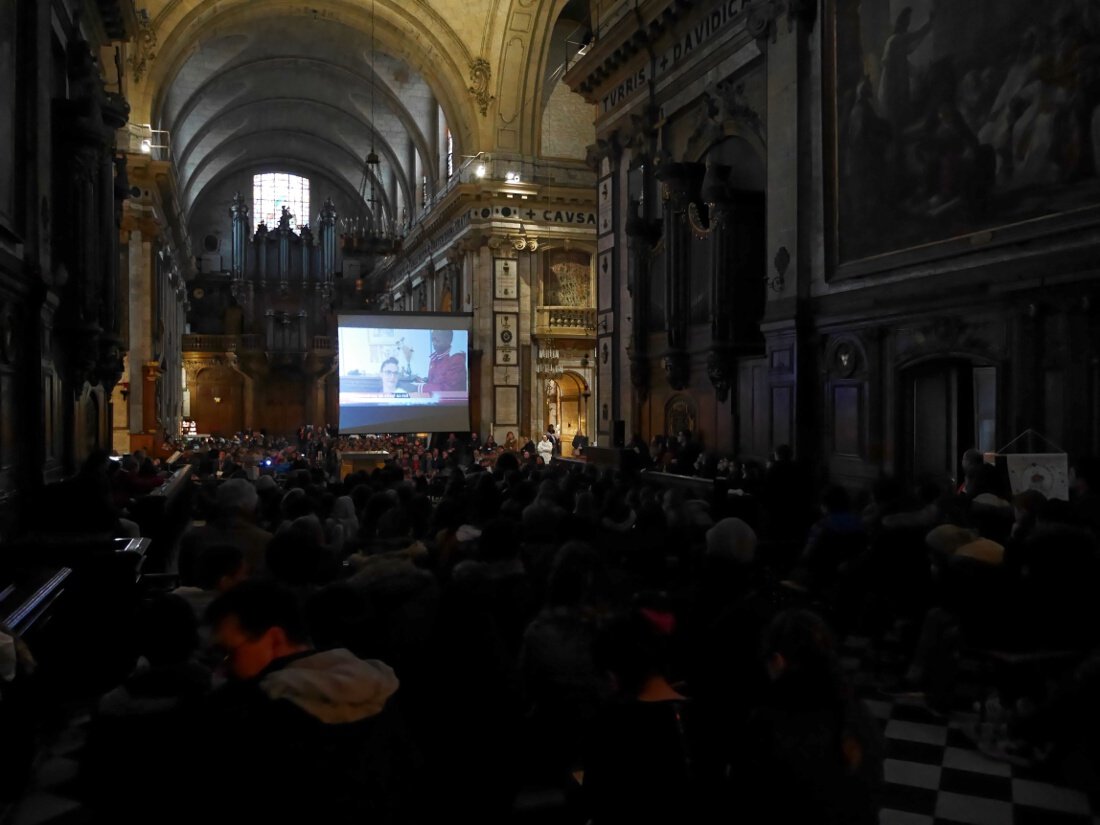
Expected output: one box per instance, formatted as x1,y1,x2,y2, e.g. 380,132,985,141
421,329,466,393
379,356,403,397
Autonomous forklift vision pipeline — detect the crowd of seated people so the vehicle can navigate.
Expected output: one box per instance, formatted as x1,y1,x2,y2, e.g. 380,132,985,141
8,432,1100,822
162,430,456,484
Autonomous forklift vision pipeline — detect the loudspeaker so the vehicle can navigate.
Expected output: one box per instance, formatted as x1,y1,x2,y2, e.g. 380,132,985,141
612,419,625,447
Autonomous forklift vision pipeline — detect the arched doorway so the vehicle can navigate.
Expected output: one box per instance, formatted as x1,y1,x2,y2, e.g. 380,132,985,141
544,371,588,450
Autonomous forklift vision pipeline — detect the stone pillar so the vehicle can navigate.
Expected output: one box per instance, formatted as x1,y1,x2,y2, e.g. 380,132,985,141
758,5,816,460
141,361,160,435
127,229,152,434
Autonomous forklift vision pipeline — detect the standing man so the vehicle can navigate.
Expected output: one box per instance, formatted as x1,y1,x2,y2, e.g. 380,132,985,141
571,431,589,455
546,424,561,456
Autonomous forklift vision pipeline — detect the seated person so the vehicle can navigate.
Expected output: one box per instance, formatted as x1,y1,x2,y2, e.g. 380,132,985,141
736,610,883,824
86,594,212,824
584,608,726,825
171,544,249,623
197,581,410,822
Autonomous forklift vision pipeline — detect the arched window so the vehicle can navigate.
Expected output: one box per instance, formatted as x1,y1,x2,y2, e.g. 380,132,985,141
252,172,309,231
446,129,454,178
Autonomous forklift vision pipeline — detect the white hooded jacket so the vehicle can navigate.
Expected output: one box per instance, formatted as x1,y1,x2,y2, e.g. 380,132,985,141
259,648,399,724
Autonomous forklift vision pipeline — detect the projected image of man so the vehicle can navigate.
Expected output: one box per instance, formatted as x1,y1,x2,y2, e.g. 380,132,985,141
379,357,401,396
422,329,466,392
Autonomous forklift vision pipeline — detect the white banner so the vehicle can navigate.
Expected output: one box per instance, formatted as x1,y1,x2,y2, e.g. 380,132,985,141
1005,453,1069,501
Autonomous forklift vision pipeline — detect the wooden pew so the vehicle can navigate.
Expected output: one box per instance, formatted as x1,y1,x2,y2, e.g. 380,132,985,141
1,536,152,696
129,465,194,574
0,566,73,639
0,566,73,802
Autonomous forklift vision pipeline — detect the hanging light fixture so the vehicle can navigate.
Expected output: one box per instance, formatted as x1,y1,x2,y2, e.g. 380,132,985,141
341,0,402,263
537,338,564,395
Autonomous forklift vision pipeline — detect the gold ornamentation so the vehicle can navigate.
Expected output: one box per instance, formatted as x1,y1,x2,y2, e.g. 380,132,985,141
468,57,494,116
128,11,158,84
687,202,715,239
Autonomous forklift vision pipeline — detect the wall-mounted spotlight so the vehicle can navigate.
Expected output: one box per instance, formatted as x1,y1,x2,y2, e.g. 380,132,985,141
475,164,486,178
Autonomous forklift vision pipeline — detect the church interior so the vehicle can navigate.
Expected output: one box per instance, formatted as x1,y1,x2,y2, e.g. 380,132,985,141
2,0,1100,822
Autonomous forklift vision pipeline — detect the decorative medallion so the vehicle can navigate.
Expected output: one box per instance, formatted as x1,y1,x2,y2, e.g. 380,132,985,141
833,341,858,378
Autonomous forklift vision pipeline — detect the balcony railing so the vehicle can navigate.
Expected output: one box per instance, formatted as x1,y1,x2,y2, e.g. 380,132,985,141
536,306,597,337
182,333,303,353
410,154,596,229
182,334,240,352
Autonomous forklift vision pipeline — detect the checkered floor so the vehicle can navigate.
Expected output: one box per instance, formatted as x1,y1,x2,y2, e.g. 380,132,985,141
840,635,1100,825
4,639,1097,825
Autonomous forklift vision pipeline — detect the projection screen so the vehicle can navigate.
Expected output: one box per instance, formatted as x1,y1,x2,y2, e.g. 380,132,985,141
336,313,472,434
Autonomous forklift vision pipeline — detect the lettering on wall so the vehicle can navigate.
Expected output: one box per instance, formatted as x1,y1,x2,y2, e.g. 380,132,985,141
600,0,749,116
601,67,647,113
470,207,597,226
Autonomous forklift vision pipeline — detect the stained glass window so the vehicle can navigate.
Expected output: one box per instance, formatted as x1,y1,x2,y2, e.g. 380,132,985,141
252,173,310,232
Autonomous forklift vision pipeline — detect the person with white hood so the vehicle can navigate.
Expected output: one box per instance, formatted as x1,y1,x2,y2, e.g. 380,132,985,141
198,580,416,823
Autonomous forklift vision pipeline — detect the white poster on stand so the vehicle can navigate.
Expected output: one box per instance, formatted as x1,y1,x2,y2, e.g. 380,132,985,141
1005,453,1069,501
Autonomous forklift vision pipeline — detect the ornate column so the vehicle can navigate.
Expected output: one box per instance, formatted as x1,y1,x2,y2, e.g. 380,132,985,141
690,163,736,402
655,162,704,390
299,224,313,288
254,222,269,286
297,310,308,352
229,191,249,286
319,198,337,300
276,209,292,294
625,198,658,403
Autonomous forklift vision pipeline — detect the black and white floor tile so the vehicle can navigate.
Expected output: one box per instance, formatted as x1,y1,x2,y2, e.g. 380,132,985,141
839,635,1099,825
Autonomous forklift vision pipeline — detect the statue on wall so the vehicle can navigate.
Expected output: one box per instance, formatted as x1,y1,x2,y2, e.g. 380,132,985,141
663,351,690,391
706,349,733,403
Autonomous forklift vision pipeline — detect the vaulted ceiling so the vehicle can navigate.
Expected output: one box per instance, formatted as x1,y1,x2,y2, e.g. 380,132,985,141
157,14,441,225
129,0,592,234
